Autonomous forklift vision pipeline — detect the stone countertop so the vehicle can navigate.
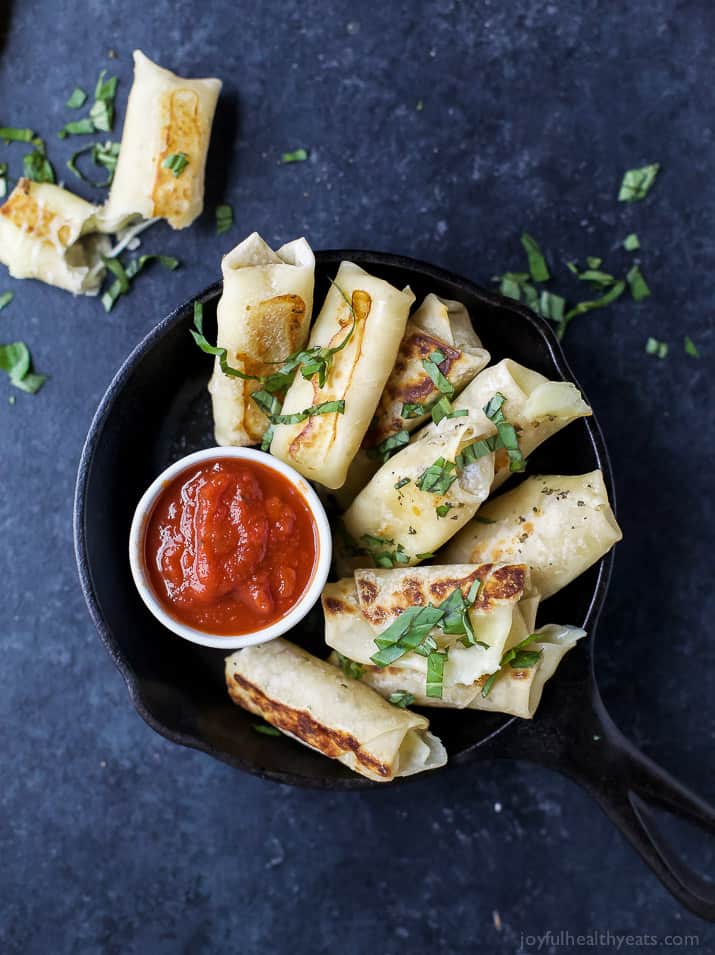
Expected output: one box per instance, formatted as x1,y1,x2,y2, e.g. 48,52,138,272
1,1,713,952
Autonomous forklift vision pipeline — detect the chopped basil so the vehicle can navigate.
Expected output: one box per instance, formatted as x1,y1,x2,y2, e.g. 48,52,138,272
401,401,428,419
626,264,650,301
335,653,365,680
360,533,410,569
23,147,55,184
90,70,118,132
67,141,120,187
483,391,525,473
435,503,453,518
162,152,190,177
268,398,345,425
577,269,616,287
58,118,95,139
0,127,41,144
455,435,499,469
538,291,565,323
0,292,13,311
481,633,542,698
101,254,180,312
618,163,660,202
422,349,454,397
586,256,602,269
417,456,457,494
252,723,283,737
684,335,700,358
520,233,550,282
394,477,411,490
216,203,233,235
66,87,88,109
623,233,640,251
0,341,47,394
645,336,668,359
426,650,448,698
388,691,416,708
281,148,308,163
370,604,445,667
557,280,626,339
430,395,467,425
367,429,410,463
416,100,424,111
415,551,434,560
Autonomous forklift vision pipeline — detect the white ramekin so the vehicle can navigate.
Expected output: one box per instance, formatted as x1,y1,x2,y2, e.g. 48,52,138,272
128,446,332,649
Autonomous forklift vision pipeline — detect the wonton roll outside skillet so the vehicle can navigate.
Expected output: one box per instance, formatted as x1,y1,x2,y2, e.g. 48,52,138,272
225,639,446,782
270,261,415,489
443,471,622,599
323,563,534,687
208,233,315,446
343,624,587,718
0,179,109,294
99,50,222,231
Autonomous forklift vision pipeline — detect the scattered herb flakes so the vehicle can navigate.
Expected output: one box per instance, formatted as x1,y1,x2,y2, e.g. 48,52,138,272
0,341,47,394
435,503,453,518
68,141,120,187
23,147,55,184
623,233,640,251
626,264,651,301
645,336,668,359
481,633,542,698
101,254,180,312
394,477,411,490
684,335,700,358
90,70,118,132
66,87,88,109
0,127,40,144
252,723,283,737
388,690,416,708
281,148,308,164
426,650,448,698
162,152,189,177
360,533,410,569
557,280,626,339
216,203,233,235
335,653,365,680
538,290,565,324
577,269,616,287
0,292,13,311
417,456,458,494
618,163,660,202
58,118,95,139
520,233,550,282
367,429,410,463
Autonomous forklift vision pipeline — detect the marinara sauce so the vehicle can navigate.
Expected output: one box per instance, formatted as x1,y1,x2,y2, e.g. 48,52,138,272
144,458,318,635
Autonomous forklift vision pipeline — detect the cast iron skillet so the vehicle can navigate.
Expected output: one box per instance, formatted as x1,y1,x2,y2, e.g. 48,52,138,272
74,251,715,919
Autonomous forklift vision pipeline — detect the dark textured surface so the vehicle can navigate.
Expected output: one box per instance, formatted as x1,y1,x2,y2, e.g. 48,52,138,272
1,1,713,952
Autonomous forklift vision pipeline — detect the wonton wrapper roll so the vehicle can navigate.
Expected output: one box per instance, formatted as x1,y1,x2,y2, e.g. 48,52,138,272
225,639,446,782
342,416,495,566
443,471,622,599
347,624,586,718
364,293,490,447
0,179,109,294
100,50,221,231
208,233,315,446
323,563,532,684
270,261,415,489
444,358,592,490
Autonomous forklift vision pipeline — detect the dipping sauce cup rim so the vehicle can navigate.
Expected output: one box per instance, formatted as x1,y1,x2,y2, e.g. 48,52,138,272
129,446,333,649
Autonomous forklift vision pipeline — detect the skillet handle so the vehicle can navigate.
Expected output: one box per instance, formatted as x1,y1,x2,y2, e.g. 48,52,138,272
479,680,715,920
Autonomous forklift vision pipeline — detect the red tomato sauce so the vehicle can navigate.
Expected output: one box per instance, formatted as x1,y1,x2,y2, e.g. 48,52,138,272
144,458,318,636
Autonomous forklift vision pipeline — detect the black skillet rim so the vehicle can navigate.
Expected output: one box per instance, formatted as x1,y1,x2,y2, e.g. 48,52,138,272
73,250,616,790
